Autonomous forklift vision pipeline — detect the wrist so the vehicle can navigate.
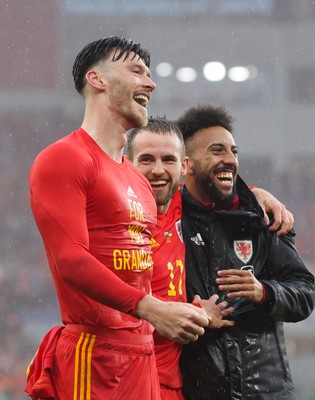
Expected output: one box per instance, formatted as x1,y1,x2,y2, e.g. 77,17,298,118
258,282,267,304
136,294,162,321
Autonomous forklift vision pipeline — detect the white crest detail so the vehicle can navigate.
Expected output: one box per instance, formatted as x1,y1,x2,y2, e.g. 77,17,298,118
234,240,253,263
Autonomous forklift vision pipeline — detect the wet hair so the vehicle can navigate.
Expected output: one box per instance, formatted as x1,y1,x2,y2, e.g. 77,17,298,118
176,104,234,155
126,116,185,160
72,36,151,94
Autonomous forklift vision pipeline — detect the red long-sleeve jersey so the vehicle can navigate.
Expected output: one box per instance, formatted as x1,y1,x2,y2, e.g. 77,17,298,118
30,128,157,333
152,189,186,390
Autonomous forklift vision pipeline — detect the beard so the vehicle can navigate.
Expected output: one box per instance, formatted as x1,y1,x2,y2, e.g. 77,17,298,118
152,178,181,207
107,78,148,128
193,162,237,207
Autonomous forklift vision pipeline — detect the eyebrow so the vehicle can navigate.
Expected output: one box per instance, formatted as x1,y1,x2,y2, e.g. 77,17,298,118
209,143,238,150
137,153,154,158
138,153,178,160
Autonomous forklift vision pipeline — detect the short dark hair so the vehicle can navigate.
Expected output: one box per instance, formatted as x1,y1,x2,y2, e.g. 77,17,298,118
72,36,151,94
126,116,185,160
176,104,234,147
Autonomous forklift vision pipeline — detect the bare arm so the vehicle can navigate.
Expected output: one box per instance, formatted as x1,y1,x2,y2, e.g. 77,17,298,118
251,187,294,236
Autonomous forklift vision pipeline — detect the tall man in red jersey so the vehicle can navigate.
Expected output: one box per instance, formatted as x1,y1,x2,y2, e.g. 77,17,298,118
25,37,209,400
126,117,294,400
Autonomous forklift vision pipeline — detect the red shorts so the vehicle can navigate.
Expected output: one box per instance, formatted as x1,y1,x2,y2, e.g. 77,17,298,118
160,386,185,400
53,325,160,400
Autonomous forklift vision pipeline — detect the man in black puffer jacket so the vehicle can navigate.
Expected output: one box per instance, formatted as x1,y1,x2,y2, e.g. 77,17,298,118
176,105,315,400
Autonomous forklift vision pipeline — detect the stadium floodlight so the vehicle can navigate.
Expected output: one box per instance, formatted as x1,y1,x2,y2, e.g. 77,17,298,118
155,62,174,77
203,61,226,82
228,66,250,82
176,67,197,82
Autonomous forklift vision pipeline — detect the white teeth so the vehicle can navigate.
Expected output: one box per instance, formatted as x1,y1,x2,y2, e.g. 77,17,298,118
134,95,147,101
134,94,149,108
216,172,233,181
151,180,167,186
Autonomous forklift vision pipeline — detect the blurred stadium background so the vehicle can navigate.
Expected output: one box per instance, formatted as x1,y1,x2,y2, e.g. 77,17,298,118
0,1,314,398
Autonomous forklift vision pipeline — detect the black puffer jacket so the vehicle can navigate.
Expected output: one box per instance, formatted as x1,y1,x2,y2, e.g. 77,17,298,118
180,177,315,400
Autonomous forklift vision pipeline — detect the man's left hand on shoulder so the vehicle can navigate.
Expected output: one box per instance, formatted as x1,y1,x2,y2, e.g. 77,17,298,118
251,187,294,236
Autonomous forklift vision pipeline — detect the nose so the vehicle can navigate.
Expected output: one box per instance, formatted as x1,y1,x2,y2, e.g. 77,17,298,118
224,150,238,167
152,160,165,175
144,74,157,91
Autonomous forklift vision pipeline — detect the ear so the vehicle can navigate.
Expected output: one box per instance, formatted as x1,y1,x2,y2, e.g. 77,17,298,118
181,156,189,177
85,69,107,91
186,157,194,176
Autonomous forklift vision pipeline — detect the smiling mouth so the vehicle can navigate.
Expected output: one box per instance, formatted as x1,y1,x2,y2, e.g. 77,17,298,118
214,170,235,190
216,171,233,183
150,179,168,189
134,94,149,109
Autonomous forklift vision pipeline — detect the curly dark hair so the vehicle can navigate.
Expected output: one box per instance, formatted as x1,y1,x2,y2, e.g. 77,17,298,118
126,116,185,161
176,104,234,147
72,36,151,94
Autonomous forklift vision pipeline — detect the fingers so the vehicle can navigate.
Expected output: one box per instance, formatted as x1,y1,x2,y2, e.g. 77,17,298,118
193,306,211,328
217,300,229,310
275,209,294,236
221,306,234,317
209,294,219,302
216,269,264,303
288,210,294,225
220,319,235,327
263,208,270,226
267,202,294,236
178,322,206,344
217,269,253,279
251,187,294,236
267,208,282,231
216,269,257,300
188,333,201,343
149,300,210,344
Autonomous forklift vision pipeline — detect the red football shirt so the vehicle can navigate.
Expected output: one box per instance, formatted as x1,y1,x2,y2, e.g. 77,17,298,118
30,128,157,333
152,189,186,389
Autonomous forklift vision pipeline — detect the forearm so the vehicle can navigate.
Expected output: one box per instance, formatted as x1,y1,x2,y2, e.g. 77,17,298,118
264,234,315,321
58,251,147,316
260,278,315,322
33,194,146,316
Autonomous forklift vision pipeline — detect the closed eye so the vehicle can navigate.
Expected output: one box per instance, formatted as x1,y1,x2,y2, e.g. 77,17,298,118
138,156,154,164
162,156,177,163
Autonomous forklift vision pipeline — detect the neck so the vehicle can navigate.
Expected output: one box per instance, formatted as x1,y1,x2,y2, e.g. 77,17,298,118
157,202,171,214
184,182,238,210
81,102,128,163
184,177,209,204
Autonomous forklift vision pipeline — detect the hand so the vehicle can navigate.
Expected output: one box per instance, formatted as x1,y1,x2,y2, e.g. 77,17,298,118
136,295,209,344
251,187,294,236
192,294,235,328
216,269,264,304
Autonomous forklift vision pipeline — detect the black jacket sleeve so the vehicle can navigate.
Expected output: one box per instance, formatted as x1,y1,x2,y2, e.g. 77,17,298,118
259,230,315,322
